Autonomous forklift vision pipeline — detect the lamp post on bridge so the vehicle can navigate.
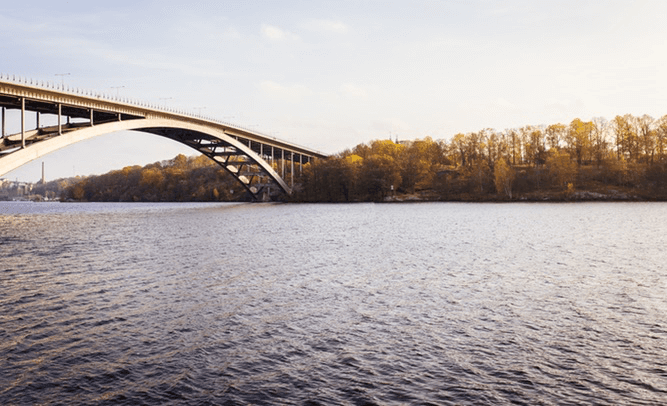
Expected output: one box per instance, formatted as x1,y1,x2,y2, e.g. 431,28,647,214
159,97,172,106
55,73,70,88
110,86,125,97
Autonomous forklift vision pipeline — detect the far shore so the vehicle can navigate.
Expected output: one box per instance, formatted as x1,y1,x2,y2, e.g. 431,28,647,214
376,189,650,203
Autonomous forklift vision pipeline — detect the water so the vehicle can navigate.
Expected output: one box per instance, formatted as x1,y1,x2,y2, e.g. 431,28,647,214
1,201,667,405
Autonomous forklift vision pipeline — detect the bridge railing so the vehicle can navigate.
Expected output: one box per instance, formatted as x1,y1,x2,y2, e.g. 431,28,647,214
0,73,326,157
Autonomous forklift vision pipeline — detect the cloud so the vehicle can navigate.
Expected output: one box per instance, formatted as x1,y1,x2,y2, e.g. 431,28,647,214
261,24,298,41
301,19,349,34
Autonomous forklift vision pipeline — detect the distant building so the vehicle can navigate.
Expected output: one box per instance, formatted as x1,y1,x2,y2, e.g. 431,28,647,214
0,179,34,193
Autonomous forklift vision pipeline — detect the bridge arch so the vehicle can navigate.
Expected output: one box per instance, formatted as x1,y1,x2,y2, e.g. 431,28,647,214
0,119,292,200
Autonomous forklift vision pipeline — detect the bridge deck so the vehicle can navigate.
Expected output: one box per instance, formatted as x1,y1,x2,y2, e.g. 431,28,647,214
0,76,327,199
0,78,326,161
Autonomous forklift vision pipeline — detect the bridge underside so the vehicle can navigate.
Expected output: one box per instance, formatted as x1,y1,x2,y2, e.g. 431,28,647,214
138,126,298,200
0,88,321,201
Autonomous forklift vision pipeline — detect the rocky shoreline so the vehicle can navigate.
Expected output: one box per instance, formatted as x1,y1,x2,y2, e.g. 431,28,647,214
382,189,648,203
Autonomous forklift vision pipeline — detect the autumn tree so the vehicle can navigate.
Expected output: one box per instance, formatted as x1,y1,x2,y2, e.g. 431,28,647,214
655,115,667,163
613,114,638,161
637,114,655,164
484,130,505,168
465,159,492,194
451,133,467,167
358,154,402,201
400,137,442,193
566,118,593,165
507,129,521,165
591,117,610,166
140,166,165,198
545,123,566,151
522,126,546,166
546,149,577,188
493,158,515,199
301,155,360,201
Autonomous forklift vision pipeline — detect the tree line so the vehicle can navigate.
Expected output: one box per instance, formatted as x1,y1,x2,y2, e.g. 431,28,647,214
293,113,667,202
57,113,667,202
60,154,247,202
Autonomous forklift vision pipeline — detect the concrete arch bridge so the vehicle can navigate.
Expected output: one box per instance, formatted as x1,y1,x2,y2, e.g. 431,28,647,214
0,77,326,200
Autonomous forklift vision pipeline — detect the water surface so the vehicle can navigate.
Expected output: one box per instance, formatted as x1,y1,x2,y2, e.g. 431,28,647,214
1,201,666,404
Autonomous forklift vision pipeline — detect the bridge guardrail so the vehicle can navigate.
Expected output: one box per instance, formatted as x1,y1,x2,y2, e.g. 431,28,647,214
0,73,326,157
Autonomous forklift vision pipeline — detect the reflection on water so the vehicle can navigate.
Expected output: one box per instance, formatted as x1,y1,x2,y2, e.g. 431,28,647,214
1,201,667,404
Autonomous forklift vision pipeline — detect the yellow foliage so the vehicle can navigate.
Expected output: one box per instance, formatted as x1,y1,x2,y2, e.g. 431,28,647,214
370,139,405,158
546,149,577,188
345,154,363,165
140,167,164,187
493,159,515,198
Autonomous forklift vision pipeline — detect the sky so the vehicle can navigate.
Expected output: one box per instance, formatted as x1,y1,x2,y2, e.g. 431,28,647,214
2,0,667,181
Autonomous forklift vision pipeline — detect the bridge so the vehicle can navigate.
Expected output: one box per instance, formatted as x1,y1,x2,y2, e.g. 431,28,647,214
0,75,327,200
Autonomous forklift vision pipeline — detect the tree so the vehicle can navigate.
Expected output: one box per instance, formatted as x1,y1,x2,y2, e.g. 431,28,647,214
171,154,189,170
70,180,86,200
523,126,546,166
466,131,484,165
400,137,438,193
494,158,515,199
358,154,402,201
546,149,577,188
369,139,404,159
613,114,638,162
466,159,492,195
655,115,667,163
566,118,593,165
484,130,507,169
637,114,655,164
140,167,164,190
451,133,467,167
507,129,521,165
591,117,610,166
545,123,566,151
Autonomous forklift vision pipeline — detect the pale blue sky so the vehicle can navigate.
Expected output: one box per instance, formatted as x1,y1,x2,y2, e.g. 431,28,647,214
3,0,667,181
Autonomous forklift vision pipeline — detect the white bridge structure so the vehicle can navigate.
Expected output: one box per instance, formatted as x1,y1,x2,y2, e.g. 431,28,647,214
0,76,326,200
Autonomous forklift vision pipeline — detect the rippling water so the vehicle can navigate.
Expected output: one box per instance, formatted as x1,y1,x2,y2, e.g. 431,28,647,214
2,201,667,405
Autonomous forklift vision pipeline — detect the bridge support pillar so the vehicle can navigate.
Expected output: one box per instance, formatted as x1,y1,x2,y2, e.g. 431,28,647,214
291,152,294,189
58,104,62,135
90,109,94,126
281,149,285,179
36,112,40,129
1,107,5,137
21,97,25,148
